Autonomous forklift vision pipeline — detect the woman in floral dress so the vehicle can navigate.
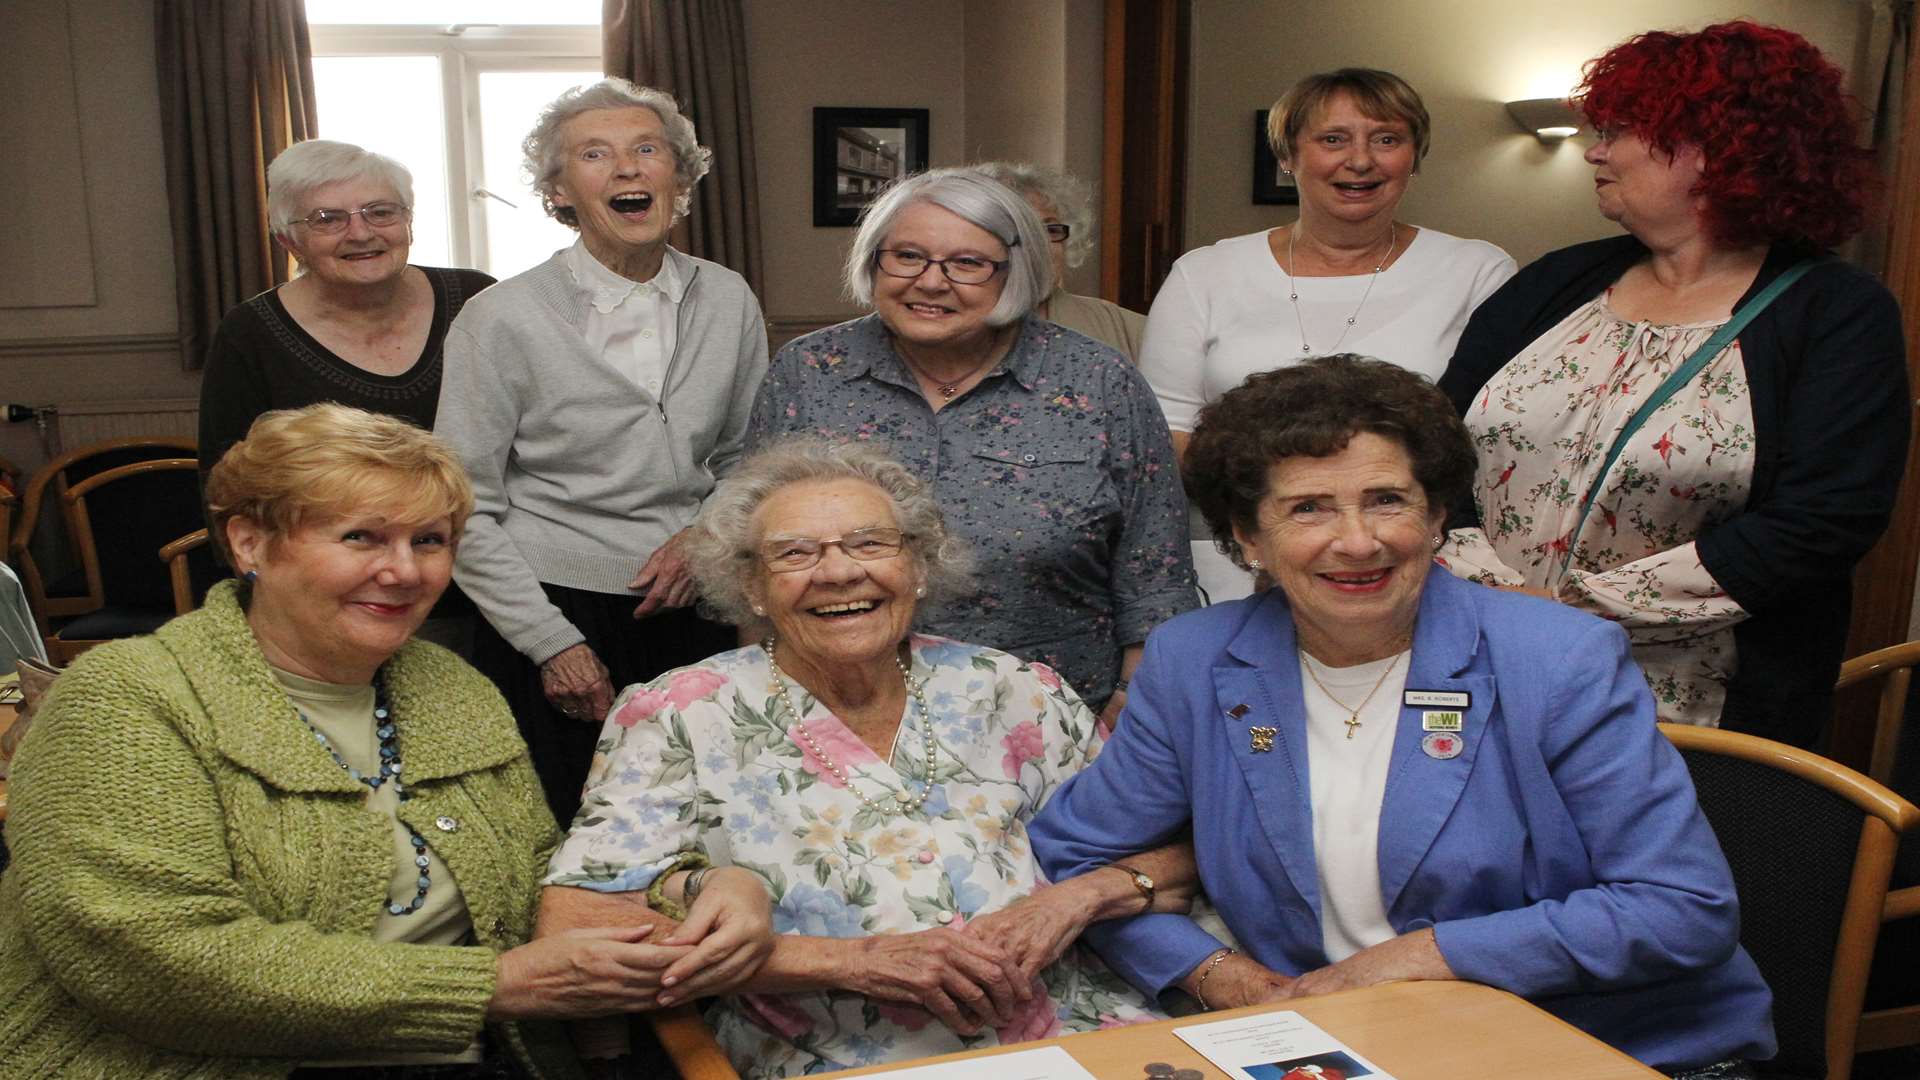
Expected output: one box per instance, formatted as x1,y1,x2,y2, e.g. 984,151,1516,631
539,440,1183,1077
1436,22,1908,743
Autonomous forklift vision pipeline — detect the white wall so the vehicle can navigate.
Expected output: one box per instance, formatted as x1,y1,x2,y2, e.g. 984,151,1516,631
1184,0,1877,265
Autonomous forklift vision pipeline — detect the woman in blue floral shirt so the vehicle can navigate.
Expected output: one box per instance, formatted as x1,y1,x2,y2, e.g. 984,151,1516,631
748,168,1196,727
540,441,1187,1077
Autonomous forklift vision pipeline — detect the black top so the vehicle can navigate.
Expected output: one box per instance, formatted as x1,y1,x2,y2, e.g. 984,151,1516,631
197,265,496,477
1439,235,1910,747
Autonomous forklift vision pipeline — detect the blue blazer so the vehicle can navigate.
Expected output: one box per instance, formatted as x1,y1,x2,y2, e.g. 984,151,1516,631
1029,569,1775,1071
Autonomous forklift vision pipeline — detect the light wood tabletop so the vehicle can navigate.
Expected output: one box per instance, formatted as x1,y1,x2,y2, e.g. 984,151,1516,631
831,980,1661,1079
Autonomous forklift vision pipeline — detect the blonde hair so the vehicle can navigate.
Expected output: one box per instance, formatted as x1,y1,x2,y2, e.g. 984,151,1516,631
205,404,475,565
1267,68,1432,168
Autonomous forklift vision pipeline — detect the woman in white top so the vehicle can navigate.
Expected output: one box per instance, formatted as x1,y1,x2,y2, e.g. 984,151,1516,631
1141,68,1514,602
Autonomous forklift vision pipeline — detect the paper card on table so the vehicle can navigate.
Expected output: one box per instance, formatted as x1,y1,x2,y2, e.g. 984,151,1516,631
849,1044,1100,1080
1173,1010,1398,1080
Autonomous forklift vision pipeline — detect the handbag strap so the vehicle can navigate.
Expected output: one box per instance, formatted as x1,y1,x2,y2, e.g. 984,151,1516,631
1564,259,1820,568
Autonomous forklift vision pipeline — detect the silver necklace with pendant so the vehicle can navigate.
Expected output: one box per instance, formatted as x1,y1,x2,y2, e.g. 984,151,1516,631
1287,223,1398,354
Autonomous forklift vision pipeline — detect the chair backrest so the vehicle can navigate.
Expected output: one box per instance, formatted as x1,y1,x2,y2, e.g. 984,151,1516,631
61,458,203,612
0,454,20,567
160,528,224,615
11,437,199,628
1836,641,1920,787
1662,723,1919,1080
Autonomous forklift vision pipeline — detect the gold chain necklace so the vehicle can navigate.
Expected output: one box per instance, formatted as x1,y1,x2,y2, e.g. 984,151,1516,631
765,638,939,815
1286,223,1397,355
1301,648,1405,740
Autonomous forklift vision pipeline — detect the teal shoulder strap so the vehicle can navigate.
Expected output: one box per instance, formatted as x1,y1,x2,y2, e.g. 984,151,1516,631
1565,259,1820,566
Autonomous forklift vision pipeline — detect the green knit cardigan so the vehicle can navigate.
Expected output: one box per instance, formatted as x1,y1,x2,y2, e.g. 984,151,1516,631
0,581,583,1078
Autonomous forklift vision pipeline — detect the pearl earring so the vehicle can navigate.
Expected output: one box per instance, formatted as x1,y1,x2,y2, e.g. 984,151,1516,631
752,604,765,616
1431,535,1444,551
914,585,926,598
1248,559,1264,570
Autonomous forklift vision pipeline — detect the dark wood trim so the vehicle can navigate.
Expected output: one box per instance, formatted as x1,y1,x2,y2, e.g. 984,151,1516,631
1099,0,1189,311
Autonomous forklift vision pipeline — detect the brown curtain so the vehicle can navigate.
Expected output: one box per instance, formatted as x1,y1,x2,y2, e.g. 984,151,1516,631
156,0,317,372
604,0,764,296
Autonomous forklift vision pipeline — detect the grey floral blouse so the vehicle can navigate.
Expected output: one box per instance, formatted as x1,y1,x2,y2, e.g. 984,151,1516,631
748,315,1197,705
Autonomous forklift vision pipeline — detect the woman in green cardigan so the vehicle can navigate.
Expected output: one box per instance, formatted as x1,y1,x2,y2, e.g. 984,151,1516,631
0,404,773,1078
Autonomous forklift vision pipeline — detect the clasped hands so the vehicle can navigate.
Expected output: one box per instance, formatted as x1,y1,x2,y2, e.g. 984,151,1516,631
1181,928,1454,1011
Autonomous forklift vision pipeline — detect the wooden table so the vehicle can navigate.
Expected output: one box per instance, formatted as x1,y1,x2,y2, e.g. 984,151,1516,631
832,981,1661,1079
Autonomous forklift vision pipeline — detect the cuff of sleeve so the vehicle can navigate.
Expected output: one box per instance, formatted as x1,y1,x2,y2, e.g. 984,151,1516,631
378,945,501,1052
1082,914,1226,999
525,625,589,668
1432,910,1566,999
1117,593,1199,647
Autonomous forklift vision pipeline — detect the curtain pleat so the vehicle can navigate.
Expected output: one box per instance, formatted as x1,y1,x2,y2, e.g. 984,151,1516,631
156,0,316,372
604,0,764,296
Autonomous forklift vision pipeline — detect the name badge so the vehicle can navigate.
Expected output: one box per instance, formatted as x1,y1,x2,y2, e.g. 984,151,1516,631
1422,711,1463,732
1404,689,1470,709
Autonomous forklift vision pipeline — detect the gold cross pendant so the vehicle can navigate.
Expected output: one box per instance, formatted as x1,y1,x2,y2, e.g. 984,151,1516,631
1250,726,1277,753
1344,714,1362,739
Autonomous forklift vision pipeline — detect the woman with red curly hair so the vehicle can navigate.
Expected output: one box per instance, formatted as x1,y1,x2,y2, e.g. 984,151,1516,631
1437,20,1908,745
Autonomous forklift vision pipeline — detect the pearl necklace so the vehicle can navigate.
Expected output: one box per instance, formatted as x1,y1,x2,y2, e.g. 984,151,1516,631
1286,223,1397,354
765,638,939,816
297,673,432,916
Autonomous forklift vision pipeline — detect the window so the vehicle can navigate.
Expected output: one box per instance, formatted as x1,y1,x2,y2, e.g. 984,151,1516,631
308,4,601,278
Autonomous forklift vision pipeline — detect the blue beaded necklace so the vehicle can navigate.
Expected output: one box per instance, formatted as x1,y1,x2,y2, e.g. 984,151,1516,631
298,673,432,917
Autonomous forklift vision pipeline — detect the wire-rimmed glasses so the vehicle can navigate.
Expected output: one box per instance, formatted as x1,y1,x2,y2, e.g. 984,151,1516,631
757,528,907,573
291,202,412,234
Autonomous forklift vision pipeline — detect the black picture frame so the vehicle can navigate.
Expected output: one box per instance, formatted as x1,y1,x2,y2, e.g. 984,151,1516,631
1252,109,1299,206
813,107,931,227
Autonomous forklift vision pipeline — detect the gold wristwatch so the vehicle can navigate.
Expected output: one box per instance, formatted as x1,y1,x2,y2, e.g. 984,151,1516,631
1109,862,1155,909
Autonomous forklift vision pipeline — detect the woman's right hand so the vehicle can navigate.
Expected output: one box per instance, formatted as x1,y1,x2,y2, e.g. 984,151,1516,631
487,925,694,1020
541,643,615,723
1184,952,1293,1012
845,928,1031,1035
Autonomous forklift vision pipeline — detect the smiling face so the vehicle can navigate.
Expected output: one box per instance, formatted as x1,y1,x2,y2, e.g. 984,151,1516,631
1233,432,1444,665
228,511,455,683
282,175,412,289
1584,129,1705,240
872,201,1010,356
1284,91,1417,230
750,478,922,677
550,106,683,279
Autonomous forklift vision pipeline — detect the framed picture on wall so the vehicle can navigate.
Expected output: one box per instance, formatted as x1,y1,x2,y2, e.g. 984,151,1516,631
1252,109,1299,206
813,107,930,227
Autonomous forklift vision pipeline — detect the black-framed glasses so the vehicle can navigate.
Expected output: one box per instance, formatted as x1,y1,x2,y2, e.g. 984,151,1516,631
874,246,1015,286
292,201,411,234
757,528,907,572
1044,222,1071,243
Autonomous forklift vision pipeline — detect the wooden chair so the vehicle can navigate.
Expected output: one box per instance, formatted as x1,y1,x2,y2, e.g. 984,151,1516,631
648,1006,739,1080
1834,645,1920,1064
10,438,202,663
1661,723,1920,1080
160,528,222,615
0,454,21,566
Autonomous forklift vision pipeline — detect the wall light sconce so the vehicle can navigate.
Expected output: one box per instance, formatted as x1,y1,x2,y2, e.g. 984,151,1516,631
1506,98,1581,141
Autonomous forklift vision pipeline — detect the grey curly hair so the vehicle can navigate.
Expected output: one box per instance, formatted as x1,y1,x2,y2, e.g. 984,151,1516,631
971,161,1096,270
686,438,974,630
521,78,712,225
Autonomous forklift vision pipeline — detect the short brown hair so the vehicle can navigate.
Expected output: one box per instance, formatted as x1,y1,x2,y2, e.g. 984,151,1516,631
205,404,475,566
1267,68,1431,168
1183,355,1473,570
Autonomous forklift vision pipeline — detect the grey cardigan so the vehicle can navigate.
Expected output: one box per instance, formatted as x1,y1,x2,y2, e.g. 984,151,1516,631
436,246,768,664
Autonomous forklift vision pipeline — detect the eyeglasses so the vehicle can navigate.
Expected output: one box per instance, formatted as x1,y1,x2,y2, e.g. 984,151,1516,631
291,202,411,234
1044,222,1071,243
757,527,906,572
875,246,1015,286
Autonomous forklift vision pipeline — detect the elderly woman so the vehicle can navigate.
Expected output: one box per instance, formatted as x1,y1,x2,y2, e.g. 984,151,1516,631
200,140,494,479
1028,357,1777,1078
538,440,1191,1077
973,161,1145,361
0,404,771,1077
1141,68,1515,604
1437,22,1909,743
749,168,1194,726
436,79,769,823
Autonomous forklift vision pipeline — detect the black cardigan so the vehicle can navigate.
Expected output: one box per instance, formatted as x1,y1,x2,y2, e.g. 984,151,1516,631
1438,234,1910,746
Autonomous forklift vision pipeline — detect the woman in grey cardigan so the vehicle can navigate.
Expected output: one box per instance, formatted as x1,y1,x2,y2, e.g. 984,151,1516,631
435,78,768,825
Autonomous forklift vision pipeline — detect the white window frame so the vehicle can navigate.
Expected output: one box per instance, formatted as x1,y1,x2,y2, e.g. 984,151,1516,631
310,24,600,271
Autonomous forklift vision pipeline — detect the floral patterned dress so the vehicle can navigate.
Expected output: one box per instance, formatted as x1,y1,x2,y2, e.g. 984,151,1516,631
1439,294,1756,724
544,637,1159,1077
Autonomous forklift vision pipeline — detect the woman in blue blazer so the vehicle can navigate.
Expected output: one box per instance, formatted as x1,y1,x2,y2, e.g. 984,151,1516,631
1027,356,1774,1078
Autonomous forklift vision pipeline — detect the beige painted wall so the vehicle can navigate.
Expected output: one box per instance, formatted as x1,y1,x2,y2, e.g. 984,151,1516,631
1184,0,1876,265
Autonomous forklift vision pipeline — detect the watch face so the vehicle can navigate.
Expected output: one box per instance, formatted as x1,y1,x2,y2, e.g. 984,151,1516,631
1133,872,1154,890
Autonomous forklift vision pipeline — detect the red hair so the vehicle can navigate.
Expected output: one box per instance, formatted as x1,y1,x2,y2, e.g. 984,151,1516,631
1578,20,1875,250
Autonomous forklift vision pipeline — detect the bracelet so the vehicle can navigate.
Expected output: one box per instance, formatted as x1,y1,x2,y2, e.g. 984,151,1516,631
1112,676,1129,694
644,850,712,921
1193,947,1236,1011
683,866,713,906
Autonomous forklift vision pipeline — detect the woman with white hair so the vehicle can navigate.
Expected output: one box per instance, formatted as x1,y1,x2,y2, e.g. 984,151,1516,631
434,78,769,825
748,167,1193,729
973,162,1146,362
198,138,495,495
